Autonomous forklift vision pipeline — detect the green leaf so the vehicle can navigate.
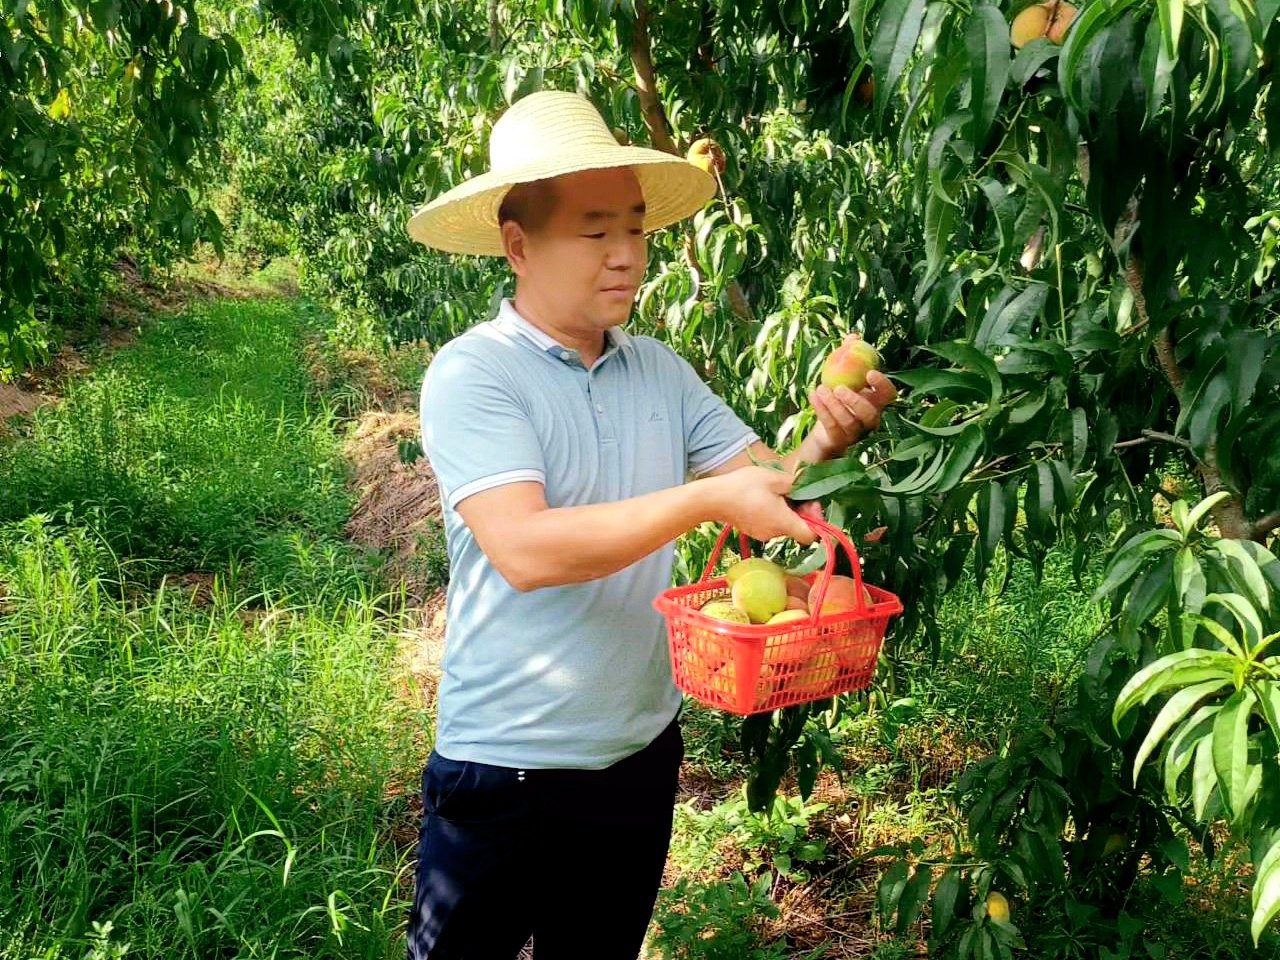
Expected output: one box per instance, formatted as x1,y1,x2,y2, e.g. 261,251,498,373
1185,491,1233,533
966,4,1011,152
979,480,1005,563
1068,407,1089,472
1156,0,1184,58
880,444,950,495
791,456,873,500
1141,12,1177,128
1225,330,1266,414
878,859,911,920
870,0,928,125
1127,554,1174,626
1175,547,1208,645
1092,529,1182,602
1049,460,1076,513
930,867,964,944
980,178,1017,259
1212,687,1258,823
996,152,1063,253
1253,837,1280,944
935,423,986,494
1187,612,1250,661
1204,593,1263,651
975,283,1049,352
1058,0,1124,113
893,369,991,401
1114,648,1239,724
1035,461,1055,538
923,188,958,289
1215,539,1272,614
1192,733,1217,820
848,0,874,60
1010,39,1059,86
898,865,933,935
923,340,1004,404
1189,375,1232,455
1174,350,1227,449
1164,705,1218,803
1132,678,1233,784
1258,681,1280,751
927,111,974,205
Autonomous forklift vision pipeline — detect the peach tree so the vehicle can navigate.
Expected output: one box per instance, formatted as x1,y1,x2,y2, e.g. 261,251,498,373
797,0,1280,955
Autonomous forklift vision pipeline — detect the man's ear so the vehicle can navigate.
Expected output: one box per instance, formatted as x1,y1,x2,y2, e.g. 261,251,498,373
502,221,529,276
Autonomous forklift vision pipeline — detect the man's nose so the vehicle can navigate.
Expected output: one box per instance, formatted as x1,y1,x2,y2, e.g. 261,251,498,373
605,237,638,270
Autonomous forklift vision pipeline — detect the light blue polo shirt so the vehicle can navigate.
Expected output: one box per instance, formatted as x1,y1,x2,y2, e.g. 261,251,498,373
419,299,758,769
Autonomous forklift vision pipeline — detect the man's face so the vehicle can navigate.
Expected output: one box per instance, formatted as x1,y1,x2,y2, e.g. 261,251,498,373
505,167,648,333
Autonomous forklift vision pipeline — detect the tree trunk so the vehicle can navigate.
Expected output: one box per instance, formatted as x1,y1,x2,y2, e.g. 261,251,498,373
628,0,678,155
628,0,755,322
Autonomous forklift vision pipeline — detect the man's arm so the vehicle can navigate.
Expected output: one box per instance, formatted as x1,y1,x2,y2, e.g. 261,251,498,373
705,370,898,477
456,467,816,593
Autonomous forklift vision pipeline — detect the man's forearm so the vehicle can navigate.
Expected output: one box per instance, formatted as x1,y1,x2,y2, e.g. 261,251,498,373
719,433,851,480
502,479,724,591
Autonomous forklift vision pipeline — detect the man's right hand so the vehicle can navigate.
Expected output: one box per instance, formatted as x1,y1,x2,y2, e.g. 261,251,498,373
706,465,817,546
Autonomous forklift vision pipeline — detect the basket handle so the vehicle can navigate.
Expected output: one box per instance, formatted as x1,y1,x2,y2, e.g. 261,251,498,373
697,513,872,621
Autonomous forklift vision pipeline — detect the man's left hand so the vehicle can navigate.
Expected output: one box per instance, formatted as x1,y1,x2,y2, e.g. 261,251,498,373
804,363,897,462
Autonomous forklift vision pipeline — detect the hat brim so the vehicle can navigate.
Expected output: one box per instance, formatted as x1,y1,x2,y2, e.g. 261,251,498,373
406,145,717,257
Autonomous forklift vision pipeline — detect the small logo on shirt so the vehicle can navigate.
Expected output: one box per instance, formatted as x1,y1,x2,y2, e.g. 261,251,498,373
649,410,665,422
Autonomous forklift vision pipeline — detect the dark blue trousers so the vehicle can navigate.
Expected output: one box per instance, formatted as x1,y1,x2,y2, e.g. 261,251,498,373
407,717,684,959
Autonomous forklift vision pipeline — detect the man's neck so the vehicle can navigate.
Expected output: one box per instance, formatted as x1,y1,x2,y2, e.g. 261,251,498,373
511,291,608,368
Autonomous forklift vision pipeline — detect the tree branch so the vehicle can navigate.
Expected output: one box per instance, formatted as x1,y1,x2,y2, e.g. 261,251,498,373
1113,429,1192,451
488,0,500,50
1253,513,1280,542
1119,210,1247,538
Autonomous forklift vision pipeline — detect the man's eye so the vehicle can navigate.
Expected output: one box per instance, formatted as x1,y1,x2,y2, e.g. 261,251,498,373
583,233,606,240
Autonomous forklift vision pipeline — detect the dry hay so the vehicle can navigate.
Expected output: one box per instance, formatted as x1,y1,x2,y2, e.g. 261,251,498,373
0,344,94,434
342,410,442,604
393,592,448,710
342,408,448,712
0,382,43,423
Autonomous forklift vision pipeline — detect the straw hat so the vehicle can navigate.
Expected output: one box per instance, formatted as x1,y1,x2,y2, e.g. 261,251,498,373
406,90,717,257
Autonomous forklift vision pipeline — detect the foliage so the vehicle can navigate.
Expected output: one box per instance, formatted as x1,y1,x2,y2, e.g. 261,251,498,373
648,871,793,960
0,297,368,592
0,515,415,959
0,0,246,375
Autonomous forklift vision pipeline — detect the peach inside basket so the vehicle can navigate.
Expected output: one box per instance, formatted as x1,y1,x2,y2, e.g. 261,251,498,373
653,517,904,716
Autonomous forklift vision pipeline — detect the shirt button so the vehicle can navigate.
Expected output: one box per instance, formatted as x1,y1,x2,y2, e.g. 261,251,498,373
559,351,572,361
596,404,604,413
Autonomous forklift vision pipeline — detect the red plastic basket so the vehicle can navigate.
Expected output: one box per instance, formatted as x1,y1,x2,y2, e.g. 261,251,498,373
654,514,903,715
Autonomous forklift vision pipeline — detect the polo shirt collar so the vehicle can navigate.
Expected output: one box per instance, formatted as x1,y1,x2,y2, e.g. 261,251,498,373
494,299,631,366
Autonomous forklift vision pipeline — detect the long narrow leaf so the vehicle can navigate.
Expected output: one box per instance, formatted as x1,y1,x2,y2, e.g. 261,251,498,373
966,4,1011,151
1192,733,1217,820
1211,687,1258,824
1163,705,1218,803
1133,678,1234,784
1114,648,1238,724
1253,847,1280,946
870,0,928,124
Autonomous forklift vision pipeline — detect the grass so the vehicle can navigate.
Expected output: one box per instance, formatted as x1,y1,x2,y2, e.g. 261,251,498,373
0,297,371,597
0,517,419,959
0,292,425,959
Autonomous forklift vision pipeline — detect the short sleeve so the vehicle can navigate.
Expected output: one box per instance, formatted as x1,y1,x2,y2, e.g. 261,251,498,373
420,343,546,511
665,346,758,476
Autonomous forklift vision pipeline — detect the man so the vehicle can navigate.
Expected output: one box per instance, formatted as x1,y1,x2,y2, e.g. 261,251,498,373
405,90,896,959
